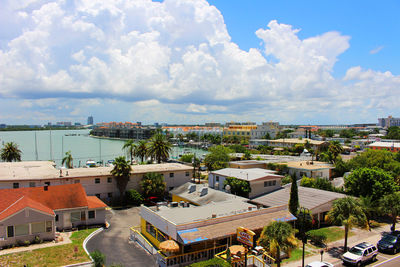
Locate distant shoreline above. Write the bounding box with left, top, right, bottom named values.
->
left=0, top=127, right=86, bottom=132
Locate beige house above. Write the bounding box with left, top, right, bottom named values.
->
left=0, top=161, right=193, bottom=202
left=285, top=161, right=334, bottom=179
left=0, top=183, right=107, bottom=248
left=208, top=168, right=283, bottom=198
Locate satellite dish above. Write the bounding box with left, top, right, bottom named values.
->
left=225, top=184, right=231, bottom=192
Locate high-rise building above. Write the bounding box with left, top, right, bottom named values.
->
left=87, top=116, right=94, bottom=125
left=378, top=116, right=400, bottom=128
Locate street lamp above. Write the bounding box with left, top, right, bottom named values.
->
left=299, top=206, right=311, bottom=267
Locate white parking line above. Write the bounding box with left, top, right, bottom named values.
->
left=378, top=255, right=389, bottom=260
left=373, top=254, right=400, bottom=266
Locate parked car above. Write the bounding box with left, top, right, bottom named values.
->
left=305, top=261, right=334, bottom=267
left=377, top=234, right=400, bottom=254
left=342, top=242, right=378, bottom=266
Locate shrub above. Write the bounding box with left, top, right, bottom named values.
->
left=125, top=189, right=143, bottom=206
left=189, top=257, right=231, bottom=267
left=307, top=230, right=327, bottom=246
left=281, top=175, right=292, bottom=185
left=90, top=250, right=106, bottom=267
left=33, top=236, right=43, bottom=244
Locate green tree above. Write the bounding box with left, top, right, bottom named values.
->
left=257, top=221, right=297, bottom=267
left=327, top=197, right=367, bottom=251
left=359, top=196, right=376, bottom=231
left=134, top=140, right=148, bottom=163
left=289, top=175, right=299, bottom=216
left=110, top=156, right=131, bottom=199
left=180, top=153, right=194, bottom=163
left=344, top=168, right=398, bottom=201
left=264, top=132, right=271, bottom=140
left=380, top=192, right=400, bottom=231
left=122, top=139, right=136, bottom=164
left=333, top=156, right=349, bottom=177
left=204, top=145, right=232, bottom=171
left=62, top=151, right=73, bottom=168
left=0, top=142, right=22, bottom=162
left=223, top=177, right=251, bottom=198
left=243, top=150, right=252, bottom=160
left=126, top=189, right=143, bottom=206
left=148, top=133, right=172, bottom=163
left=140, top=172, right=166, bottom=198
left=90, top=250, right=105, bottom=267
left=386, top=126, right=400, bottom=140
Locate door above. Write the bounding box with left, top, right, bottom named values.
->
left=64, top=213, right=72, bottom=229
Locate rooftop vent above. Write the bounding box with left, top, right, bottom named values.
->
left=188, top=184, right=196, bottom=193
left=199, top=187, right=208, bottom=197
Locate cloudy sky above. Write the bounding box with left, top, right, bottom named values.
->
left=0, top=0, right=399, bottom=125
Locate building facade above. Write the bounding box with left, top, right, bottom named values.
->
left=378, top=116, right=400, bottom=128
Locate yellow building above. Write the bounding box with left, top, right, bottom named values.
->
left=223, top=125, right=257, bottom=140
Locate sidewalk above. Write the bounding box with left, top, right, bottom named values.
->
left=283, top=224, right=392, bottom=267
left=0, top=232, right=72, bottom=256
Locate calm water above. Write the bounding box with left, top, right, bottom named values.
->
left=0, top=129, right=207, bottom=168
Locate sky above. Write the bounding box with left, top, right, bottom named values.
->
left=0, top=0, right=399, bottom=125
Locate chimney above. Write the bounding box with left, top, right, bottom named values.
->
left=44, top=185, right=48, bottom=191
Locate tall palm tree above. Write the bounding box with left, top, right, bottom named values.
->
left=110, top=156, right=131, bottom=199
left=134, top=140, right=148, bottom=163
left=327, top=197, right=367, bottom=251
left=328, top=141, right=343, bottom=163
left=359, top=196, right=376, bottom=231
left=122, top=139, right=136, bottom=164
left=148, top=133, right=172, bottom=163
left=257, top=221, right=297, bottom=267
left=380, top=192, right=400, bottom=231
left=0, top=142, right=22, bottom=162
left=62, top=151, right=73, bottom=168
left=140, top=172, right=166, bottom=198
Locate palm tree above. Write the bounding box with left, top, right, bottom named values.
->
left=140, top=172, right=166, bottom=198
left=62, top=151, right=73, bottom=168
left=0, top=142, right=22, bottom=162
left=147, top=133, right=172, bottom=163
left=122, top=139, right=136, bottom=164
left=134, top=140, right=148, bottom=163
left=359, top=196, right=376, bottom=231
left=328, top=141, right=343, bottom=163
left=380, top=192, right=400, bottom=231
left=110, top=156, right=131, bottom=199
left=327, top=197, right=367, bottom=251
left=257, top=221, right=297, bottom=267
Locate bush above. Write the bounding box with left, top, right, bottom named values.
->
left=125, top=189, right=143, bottom=206
left=189, top=257, right=231, bottom=267
left=281, top=175, right=292, bottom=185
left=90, top=250, right=106, bottom=267
left=33, top=236, right=43, bottom=244
left=307, top=230, right=327, bottom=246
left=180, top=154, right=194, bottom=163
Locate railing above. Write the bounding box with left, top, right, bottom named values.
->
left=247, top=255, right=272, bottom=267
left=215, top=250, right=274, bottom=267
left=130, top=227, right=158, bottom=255
left=157, top=245, right=227, bottom=267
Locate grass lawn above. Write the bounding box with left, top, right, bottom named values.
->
left=0, top=228, right=97, bottom=267
left=312, top=226, right=353, bottom=243
left=282, top=248, right=312, bottom=263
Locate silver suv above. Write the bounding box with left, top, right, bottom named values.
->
left=342, top=242, right=378, bottom=266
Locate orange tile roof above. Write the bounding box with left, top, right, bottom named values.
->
left=87, top=196, right=108, bottom=209
left=0, top=184, right=106, bottom=222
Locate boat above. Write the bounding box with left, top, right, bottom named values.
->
left=86, top=160, right=96, bottom=168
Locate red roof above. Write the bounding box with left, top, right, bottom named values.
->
left=0, top=184, right=107, bottom=222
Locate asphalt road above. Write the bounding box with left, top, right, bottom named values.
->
left=86, top=207, right=157, bottom=267
left=333, top=252, right=400, bottom=267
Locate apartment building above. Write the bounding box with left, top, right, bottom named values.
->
left=223, top=125, right=257, bottom=140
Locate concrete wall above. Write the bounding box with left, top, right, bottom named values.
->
left=249, top=179, right=281, bottom=199
left=0, top=208, right=55, bottom=248
left=288, top=168, right=330, bottom=179
left=55, top=208, right=106, bottom=231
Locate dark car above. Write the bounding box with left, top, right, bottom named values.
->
left=377, top=234, right=400, bottom=254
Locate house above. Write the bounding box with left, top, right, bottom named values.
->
left=208, top=168, right=283, bottom=198
left=367, top=142, right=400, bottom=152
left=251, top=186, right=346, bottom=227
left=0, top=183, right=107, bottom=248
left=255, top=138, right=328, bottom=151
left=285, top=161, right=334, bottom=179
left=138, top=200, right=295, bottom=267
left=170, top=182, right=248, bottom=206
left=0, top=161, right=193, bottom=202
left=223, top=124, right=257, bottom=140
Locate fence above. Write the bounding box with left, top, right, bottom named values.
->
left=130, top=227, right=158, bottom=255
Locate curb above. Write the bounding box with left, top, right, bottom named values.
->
left=83, top=228, right=104, bottom=260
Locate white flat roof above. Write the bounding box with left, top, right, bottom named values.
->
left=0, top=161, right=192, bottom=181
left=368, top=142, right=400, bottom=148
left=211, top=168, right=283, bottom=181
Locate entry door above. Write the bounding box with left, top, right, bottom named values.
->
left=64, top=213, right=72, bottom=228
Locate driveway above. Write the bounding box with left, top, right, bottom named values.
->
left=86, top=207, right=157, bottom=267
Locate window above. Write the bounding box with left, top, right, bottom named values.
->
left=46, top=221, right=52, bottom=232
left=71, top=212, right=81, bottom=223
left=88, top=210, right=95, bottom=219
left=15, top=224, right=29, bottom=236
left=108, top=192, right=113, bottom=198
left=264, top=180, right=277, bottom=187
left=185, top=172, right=190, bottom=177
left=74, top=179, right=80, bottom=184
left=169, top=173, right=174, bottom=178
left=13, top=183, right=19, bottom=189
left=29, top=182, right=36, bottom=187
left=55, top=214, right=59, bottom=222
left=81, top=211, right=86, bottom=221
left=95, top=178, right=100, bottom=184
left=7, top=226, right=14, bottom=238
left=216, top=176, right=219, bottom=182
left=107, top=177, right=112, bottom=183
left=95, top=194, right=101, bottom=198
left=31, top=222, right=45, bottom=234
left=146, top=221, right=157, bottom=239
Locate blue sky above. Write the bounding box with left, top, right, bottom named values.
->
left=0, top=0, right=399, bottom=125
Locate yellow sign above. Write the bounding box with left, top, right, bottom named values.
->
left=237, top=227, right=255, bottom=247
